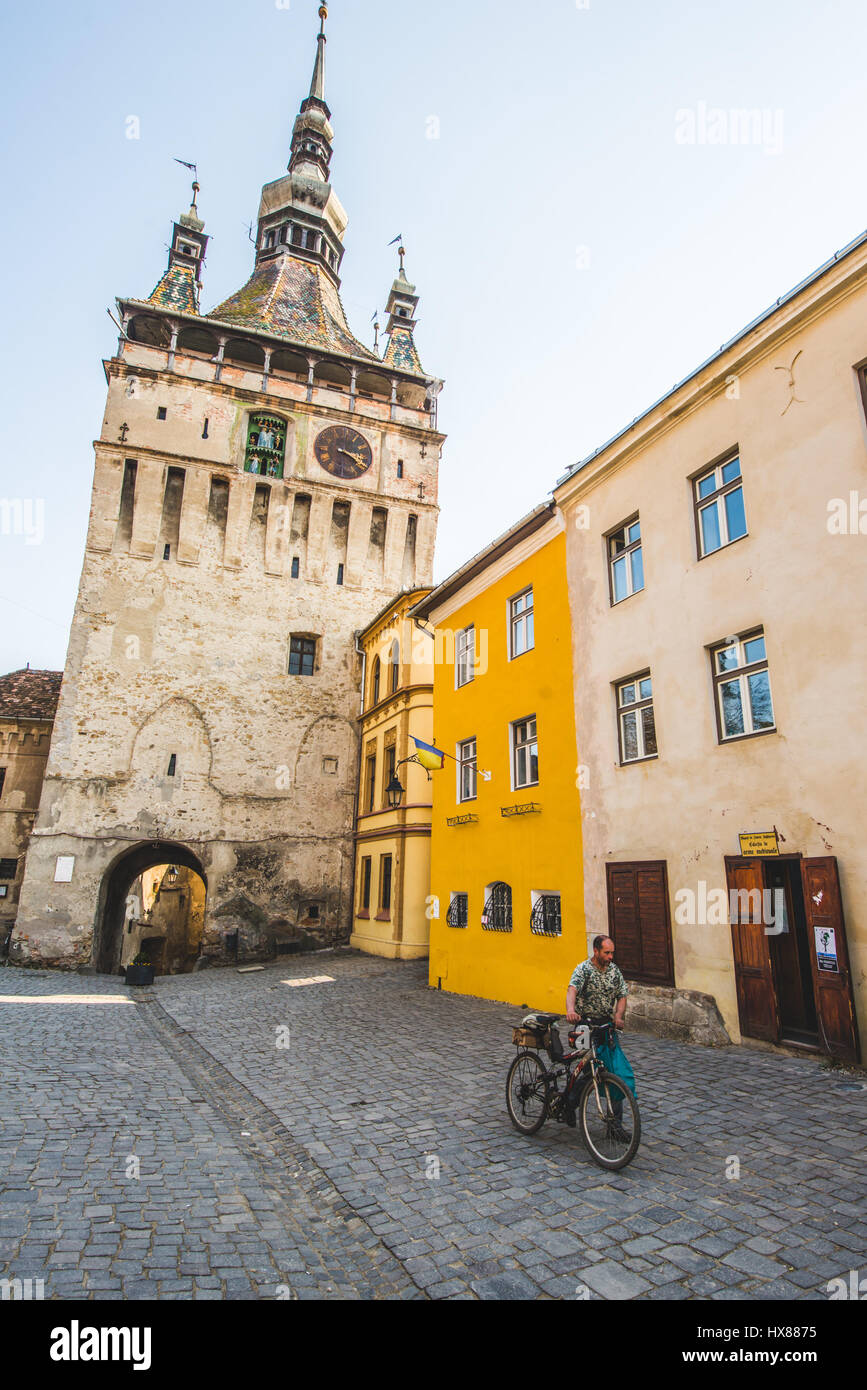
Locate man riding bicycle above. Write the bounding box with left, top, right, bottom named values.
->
left=565, top=935, right=636, bottom=1134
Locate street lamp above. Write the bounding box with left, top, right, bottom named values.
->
left=386, top=772, right=405, bottom=809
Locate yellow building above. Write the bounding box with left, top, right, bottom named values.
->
left=412, top=505, right=585, bottom=1011
left=351, top=588, right=435, bottom=960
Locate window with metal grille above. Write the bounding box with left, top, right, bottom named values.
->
left=482, top=881, right=512, bottom=932
left=531, top=892, right=562, bottom=937
left=0, top=857, right=18, bottom=879
left=447, top=892, right=468, bottom=928
left=289, top=637, right=316, bottom=676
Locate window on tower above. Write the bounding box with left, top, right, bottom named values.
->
left=245, top=415, right=286, bottom=479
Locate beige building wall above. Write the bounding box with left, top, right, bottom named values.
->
left=555, top=237, right=867, bottom=1048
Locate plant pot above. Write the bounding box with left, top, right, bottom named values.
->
left=126, top=964, right=156, bottom=986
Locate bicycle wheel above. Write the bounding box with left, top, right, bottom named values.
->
left=506, top=1050, right=548, bottom=1134
left=578, top=1068, right=641, bottom=1170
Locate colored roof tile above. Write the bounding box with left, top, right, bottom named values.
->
left=383, top=325, right=425, bottom=375
left=148, top=261, right=199, bottom=314
left=207, top=253, right=379, bottom=361
left=0, top=669, right=63, bottom=721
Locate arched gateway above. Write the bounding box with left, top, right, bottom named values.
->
left=94, top=842, right=207, bottom=976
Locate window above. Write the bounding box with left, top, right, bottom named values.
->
left=289, top=637, right=316, bottom=676
left=447, top=892, right=468, bottom=928
left=336, top=564, right=344, bottom=586
left=291, top=556, right=300, bottom=579
left=712, top=631, right=775, bottom=741
left=512, top=717, right=538, bottom=789
left=456, top=626, right=475, bottom=688
left=617, top=675, right=657, bottom=763
left=366, top=754, right=377, bottom=812
left=245, top=414, right=286, bottom=479
left=509, top=589, right=534, bottom=658
left=457, top=738, right=477, bottom=802
left=694, top=455, right=747, bottom=557
left=167, top=754, right=177, bottom=777
left=397, top=460, right=404, bottom=479
left=163, top=544, right=171, bottom=561
left=531, top=892, right=562, bottom=937
left=0, top=768, right=6, bottom=798
left=0, top=857, right=18, bottom=879
left=383, top=745, right=396, bottom=803
left=371, top=657, right=381, bottom=705
left=359, top=857, right=372, bottom=912
left=608, top=519, right=644, bottom=604
left=389, top=640, right=400, bottom=694
left=156, top=406, right=167, bottom=421
left=482, top=881, right=512, bottom=932
left=380, top=855, right=393, bottom=913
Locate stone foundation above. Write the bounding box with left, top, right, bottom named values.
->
left=625, top=983, right=731, bottom=1047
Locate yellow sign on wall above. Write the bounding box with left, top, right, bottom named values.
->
left=739, top=831, right=779, bottom=857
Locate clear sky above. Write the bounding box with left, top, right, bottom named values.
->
left=2, top=0, right=867, bottom=672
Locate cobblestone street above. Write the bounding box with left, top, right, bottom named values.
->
left=1, top=952, right=865, bottom=1301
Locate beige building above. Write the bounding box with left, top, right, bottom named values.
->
left=351, top=589, right=434, bottom=960
left=555, top=229, right=867, bottom=1061
left=0, top=669, right=62, bottom=950
left=12, top=10, right=444, bottom=973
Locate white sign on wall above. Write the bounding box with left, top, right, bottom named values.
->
left=54, top=856, right=75, bottom=883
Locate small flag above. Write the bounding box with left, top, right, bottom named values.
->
left=412, top=737, right=445, bottom=772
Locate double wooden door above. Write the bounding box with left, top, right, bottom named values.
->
left=725, top=855, right=860, bottom=1063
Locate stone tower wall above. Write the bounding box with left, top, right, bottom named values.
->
left=13, top=341, right=442, bottom=969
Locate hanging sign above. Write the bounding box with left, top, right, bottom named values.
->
left=738, top=831, right=779, bottom=857
left=814, top=926, right=839, bottom=974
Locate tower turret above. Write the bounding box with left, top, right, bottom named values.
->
left=382, top=244, right=425, bottom=375
left=148, top=179, right=209, bottom=315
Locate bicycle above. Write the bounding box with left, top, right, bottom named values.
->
left=505, top=1012, right=641, bottom=1170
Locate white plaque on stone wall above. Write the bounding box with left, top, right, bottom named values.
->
left=54, top=856, right=75, bottom=883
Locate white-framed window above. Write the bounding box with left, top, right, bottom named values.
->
left=530, top=890, right=562, bottom=937
left=456, top=626, right=475, bottom=688
left=512, top=716, right=538, bottom=789
left=712, top=630, right=775, bottom=741
left=617, top=674, right=657, bottom=764
left=608, top=518, right=644, bottom=604
left=509, top=588, right=534, bottom=658
left=457, top=737, right=477, bottom=802
left=694, top=455, right=748, bottom=557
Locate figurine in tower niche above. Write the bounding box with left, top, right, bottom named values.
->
left=257, top=424, right=275, bottom=451
left=246, top=456, right=261, bottom=474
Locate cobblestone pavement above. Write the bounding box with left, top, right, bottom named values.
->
left=1, top=953, right=865, bottom=1300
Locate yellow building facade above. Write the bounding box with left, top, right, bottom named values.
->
left=414, top=506, right=586, bottom=1011
left=351, top=588, right=435, bottom=960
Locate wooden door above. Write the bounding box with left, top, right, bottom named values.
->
left=725, top=857, right=780, bottom=1043
left=800, top=858, right=860, bottom=1063
left=606, top=862, right=674, bottom=986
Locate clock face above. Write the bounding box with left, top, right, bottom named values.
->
left=314, top=425, right=373, bottom=480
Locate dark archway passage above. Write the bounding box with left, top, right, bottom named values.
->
left=94, top=841, right=208, bottom=976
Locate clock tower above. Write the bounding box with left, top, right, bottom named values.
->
left=13, top=4, right=444, bottom=971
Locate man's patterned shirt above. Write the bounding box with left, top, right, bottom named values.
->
left=568, top=958, right=628, bottom=1017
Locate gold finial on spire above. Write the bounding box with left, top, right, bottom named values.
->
left=191, top=180, right=200, bottom=212
left=319, top=3, right=328, bottom=35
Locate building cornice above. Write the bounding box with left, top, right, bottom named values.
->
left=419, top=509, right=564, bottom=626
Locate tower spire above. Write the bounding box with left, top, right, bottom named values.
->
left=288, top=3, right=334, bottom=181
left=309, top=3, right=327, bottom=100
